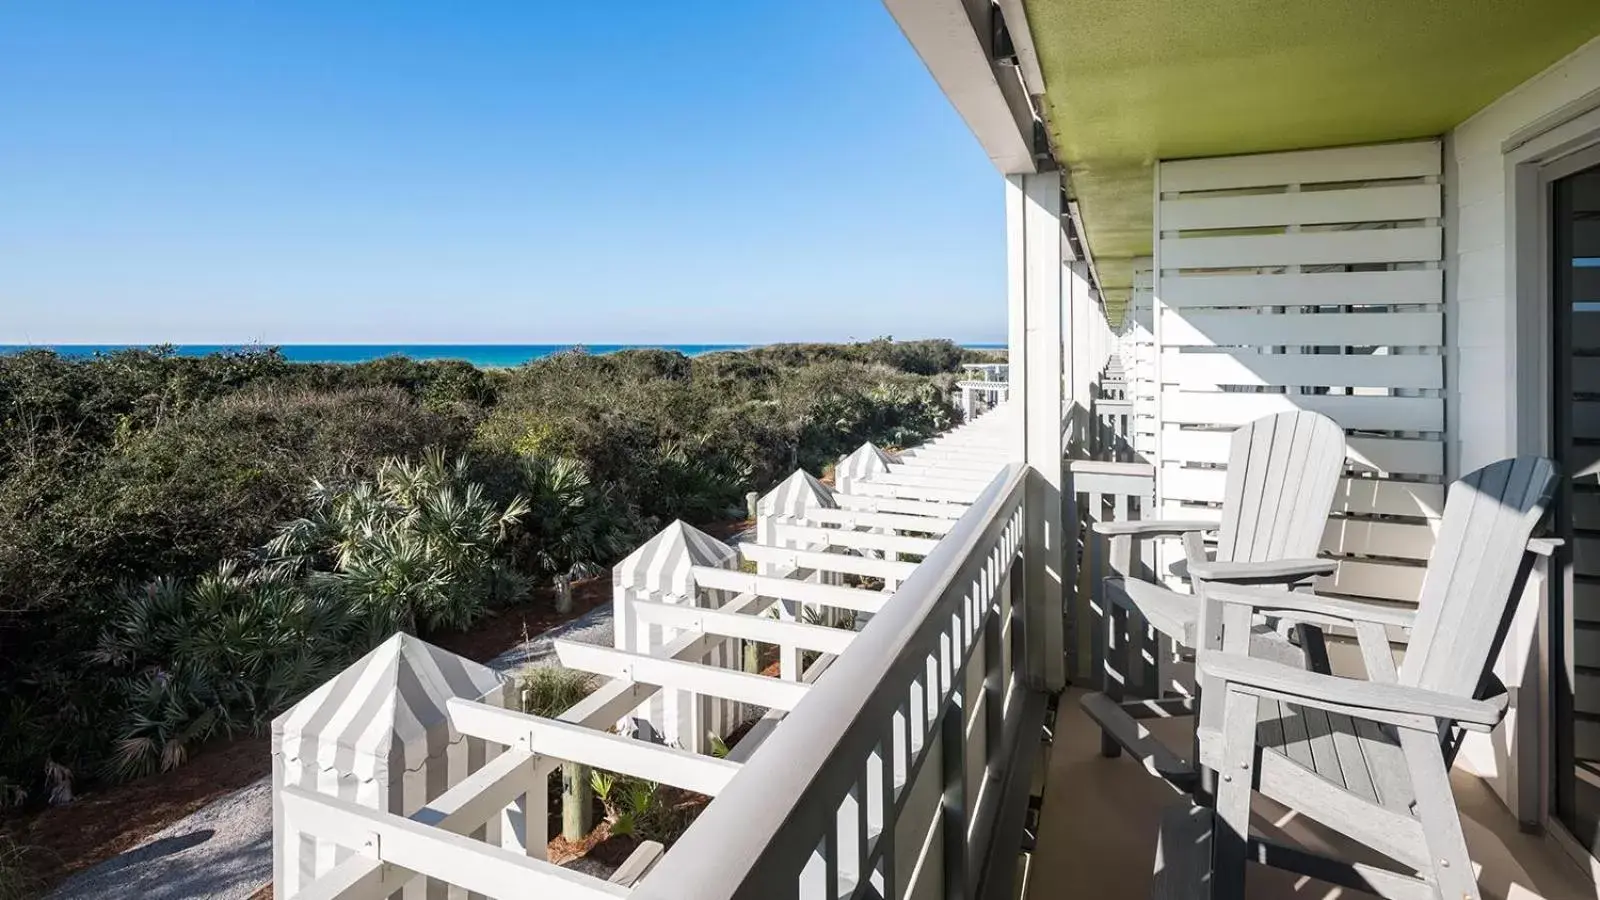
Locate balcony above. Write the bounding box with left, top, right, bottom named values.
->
left=270, top=353, right=1594, bottom=899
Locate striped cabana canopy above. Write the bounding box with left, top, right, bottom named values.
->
left=758, top=469, right=836, bottom=519
left=613, top=519, right=739, bottom=598
left=272, top=632, right=510, bottom=897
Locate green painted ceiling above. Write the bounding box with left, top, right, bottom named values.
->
left=1021, top=0, right=1600, bottom=319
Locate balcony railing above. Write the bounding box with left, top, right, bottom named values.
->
left=635, top=462, right=1031, bottom=899
left=271, top=361, right=1154, bottom=900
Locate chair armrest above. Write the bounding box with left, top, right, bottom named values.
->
left=1199, top=653, right=1506, bottom=731
left=1206, top=583, right=1415, bottom=629
left=1528, top=537, right=1563, bottom=558
left=1180, top=529, right=1333, bottom=585
left=1091, top=519, right=1217, bottom=537
left=1186, top=557, right=1339, bottom=583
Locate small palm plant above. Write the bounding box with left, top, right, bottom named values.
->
left=93, top=564, right=351, bottom=780
left=514, top=454, right=633, bottom=612
left=590, top=770, right=666, bottom=840
left=268, top=449, right=531, bottom=636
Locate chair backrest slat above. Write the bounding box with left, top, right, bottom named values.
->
left=1400, top=457, right=1558, bottom=695
left=1215, top=412, right=1347, bottom=564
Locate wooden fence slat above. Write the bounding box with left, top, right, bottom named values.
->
left=1315, top=559, right=1427, bottom=603
left=1160, top=311, right=1441, bottom=348
left=1160, top=183, right=1439, bottom=231
left=1159, top=140, right=1440, bottom=192
left=1160, top=427, right=1443, bottom=477
left=1163, top=269, right=1441, bottom=309
left=1163, top=349, right=1442, bottom=390
left=1161, top=467, right=1444, bottom=518
left=1158, top=390, right=1443, bottom=433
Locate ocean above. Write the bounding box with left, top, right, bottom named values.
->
left=0, top=343, right=1005, bottom=368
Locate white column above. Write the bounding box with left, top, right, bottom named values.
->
left=1006, top=171, right=1068, bottom=692
left=1066, top=260, right=1097, bottom=677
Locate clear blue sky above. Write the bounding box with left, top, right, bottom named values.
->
left=0, top=2, right=1004, bottom=345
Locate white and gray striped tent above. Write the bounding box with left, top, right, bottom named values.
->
left=613, top=518, right=738, bottom=599
left=612, top=520, right=742, bottom=751
left=758, top=469, right=836, bottom=518
left=272, top=633, right=509, bottom=900
left=835, top=442, right=897, bottom=494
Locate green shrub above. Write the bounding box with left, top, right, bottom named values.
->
left=0, top=339, right=959, bottom=808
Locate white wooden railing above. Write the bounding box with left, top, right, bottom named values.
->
left=631, top=460, right=1031, bottom=900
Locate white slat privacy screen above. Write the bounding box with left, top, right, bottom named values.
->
left=1130, top=257, right=1157, bottom=460
left=1154, top=140, right=1445, bottom=608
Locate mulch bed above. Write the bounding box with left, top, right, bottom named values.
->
left=3, top=734, right=274, bottom=891
left=431, top=574, right=612, bottom=662
left=699, top=516, right=754, bottom=542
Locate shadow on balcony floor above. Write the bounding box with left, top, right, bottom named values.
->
left=1029, top=689, right=1594, bottom=900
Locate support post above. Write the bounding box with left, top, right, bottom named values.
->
left=562, top=762, right=592, bottom=841
left=1006, top=171, right=1068, bottom=693
left=1066, top=261, right=1096, bottom=681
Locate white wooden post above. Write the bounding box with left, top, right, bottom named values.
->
left=1006, top=171, right=1068, bottom=692
left=612, top=521, right=740, bottom=753
left=757, top=470, right=838, bottom=680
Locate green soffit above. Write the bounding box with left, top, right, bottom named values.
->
left=1022, top=0, right=1600, bottom=310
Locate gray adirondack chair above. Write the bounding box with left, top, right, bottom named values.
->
left=1081, top=410, right=1348, bottom=787
left=1179, top=456, right=1559, bottom=900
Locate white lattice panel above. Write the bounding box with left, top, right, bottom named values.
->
left=1154, top=140, right=1445, bottom=605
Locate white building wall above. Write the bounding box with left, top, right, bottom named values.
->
left=1447, top=34, right=1600, bottom=475
left=1441, top=33, right=1600, bottom=824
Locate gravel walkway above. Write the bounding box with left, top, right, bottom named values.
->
left=48, top=604, right=616, bottom=900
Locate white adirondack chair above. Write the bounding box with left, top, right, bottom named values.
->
left=1175, top=456, right=1559, bottom=900
left=1082, top=410, right=1348, bottom=787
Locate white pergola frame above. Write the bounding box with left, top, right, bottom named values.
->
left=284, top=406, right=1020, bottom=900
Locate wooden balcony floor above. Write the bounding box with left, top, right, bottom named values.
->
left=1028, top=689, right=1594, bottom=900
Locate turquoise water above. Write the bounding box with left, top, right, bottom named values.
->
left=1, top=344, right=745, bottom=367
left=0, top=343, right=1004, bottom=367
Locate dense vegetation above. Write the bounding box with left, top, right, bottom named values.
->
left=0, top=339, right=966, bottom=809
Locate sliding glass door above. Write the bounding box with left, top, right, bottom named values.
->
left=1553, top=162, right=1600, bottom=852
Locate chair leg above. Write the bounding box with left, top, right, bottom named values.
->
left=1400, top=728, right=1480, bottom=900
left=1101, top=596, right=1128, bottom=758
left=1211, top=687, right=1259, bottom=900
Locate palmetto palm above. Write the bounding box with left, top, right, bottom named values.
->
left=267, top=449, right=530, bottom=635
left=514, top=454, right=633, bottom=598
left=93, top=563, right=352, bottom=780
